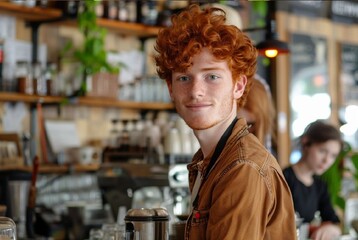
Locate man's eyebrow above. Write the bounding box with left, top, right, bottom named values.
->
left=174, top=66, right=224, bottom=74
left=200, top=67, right=225, bottom=72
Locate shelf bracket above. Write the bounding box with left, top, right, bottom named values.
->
left=29, top=22, right=40, bottom=63
left=26, top=16, right=66, bottom=63
left=25, top=16, right=66, bottom=161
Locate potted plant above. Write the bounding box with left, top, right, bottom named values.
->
left=321, top=141, right=358, bottom=211
left=62, top=0, right=120, bottom=98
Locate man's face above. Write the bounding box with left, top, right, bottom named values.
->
left=167, top=48, right=246, bottom=130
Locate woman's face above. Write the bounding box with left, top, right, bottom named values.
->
left=303, top=140, right=341, bottom=175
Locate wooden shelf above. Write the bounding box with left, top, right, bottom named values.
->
left=50, top=18, right=160, bottom=38
left=75, top=97, right=174, bottom=110
left=0, top=2, right=161, bottom=37
left=0, top=2, right=62, bottom=21
left=0, top=92, right=63, bottom=104
left=0, top=163, right=100, bottom=174
left=97, top=18, right=160, bottom=37
left=0, top=92, right=174, bottom=110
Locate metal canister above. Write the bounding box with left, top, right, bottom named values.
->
left=124, top=207, right=169, bottom=240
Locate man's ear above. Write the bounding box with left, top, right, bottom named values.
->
left=233, top=75, right=247, bottom=100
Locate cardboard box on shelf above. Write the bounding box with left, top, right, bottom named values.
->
left=86, top=72, right=119, bottom=99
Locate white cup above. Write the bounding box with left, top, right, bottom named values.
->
left=164, top=128, right=181, bottom=155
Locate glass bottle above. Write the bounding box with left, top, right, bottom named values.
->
left=43, top=62, right=57, bottom=96
left=0, top=39, right=3, bottom=91
left=16, top=61, right=33, bottom=95
left=126, top=0, right=137, bottom=23
left=32, top=62, right=46, bottom=95
left=106, top=0, right=118, bottom=20
left=141, top=0, right=158, bottom=26
left=95, top=0, right=104, bottom=18
left=66, top=0, right=79, bottom=18
left=109, top=119, right=121, bottom=147
left=118, top=0, right=128, bottom=21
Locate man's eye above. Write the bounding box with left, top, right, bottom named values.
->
left=208, top=74, right=219, bottom=80
left=178, top=76, right=189, bottom=81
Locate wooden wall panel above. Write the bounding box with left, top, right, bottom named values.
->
left=276, top=11, right=358, bottom=166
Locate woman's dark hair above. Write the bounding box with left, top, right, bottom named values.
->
left=301, top=120, right=343, bottom=149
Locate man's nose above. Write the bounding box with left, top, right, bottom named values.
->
left=190, top=79, right=205, bottom=98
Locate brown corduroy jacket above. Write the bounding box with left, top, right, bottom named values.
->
left=185, top=118, right=296, bottom=240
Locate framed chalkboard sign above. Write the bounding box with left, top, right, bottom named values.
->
left=340, top=44, right=358, bottom=106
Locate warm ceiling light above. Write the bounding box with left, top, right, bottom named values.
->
left=264, top=49, right=278, bottom=58
left=256, top=39, right=289, bottom=58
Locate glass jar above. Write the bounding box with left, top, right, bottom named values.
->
left=89, top=228, right=104, bottom=240
left=0, top=216, right=17, bottom=240
left=101, top=223, right=124, bottom=240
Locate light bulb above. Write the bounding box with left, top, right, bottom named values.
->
left=265, top=49, right=278, bottom=58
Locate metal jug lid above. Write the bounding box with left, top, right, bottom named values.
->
left=125, top=208, right=169, bottom=222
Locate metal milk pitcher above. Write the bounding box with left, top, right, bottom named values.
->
left=124, top=207, right=169, bottom=240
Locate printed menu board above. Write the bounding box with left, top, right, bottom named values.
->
left=340, top=44, right=358, bottom=105
left=289, top=33, right=330, bottom=138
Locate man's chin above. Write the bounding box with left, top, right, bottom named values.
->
left=177, top=112, right=215, bottom=130
left=187, top=122, right=213, bottom=131
left=191, top=126, right=209, bottom=131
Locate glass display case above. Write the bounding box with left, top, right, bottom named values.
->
left=339, top=43, right=358, bottom=150
left=289, top=34, right=330, bottom=163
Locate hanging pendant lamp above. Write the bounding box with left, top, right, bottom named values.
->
left=255, top=20, right=289, bottom=58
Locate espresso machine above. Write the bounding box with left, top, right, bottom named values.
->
left=168, top=164, right=190, bottom=218
left=97, top=162, right=171, bottom=220
left=0, top=170, right=32, bottom=239
left=96, top=160, right=190, bottom=238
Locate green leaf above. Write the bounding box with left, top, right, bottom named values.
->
left=251, top=1, right=268, bottom=18
left=262, top=58, right=270, bottom=66
left=320, top=141, right=357, bottom=211
left=350, top=152, right=358, bottom=170
left=61, top=0, right=120, bottom=96
left=321, top=147, right=345, bottom=210
left=336, top=196, right=346, bottom=210
left=60, top=41, right=73, bottom=58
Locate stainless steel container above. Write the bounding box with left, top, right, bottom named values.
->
left=124, top=208, right=169, bottom=240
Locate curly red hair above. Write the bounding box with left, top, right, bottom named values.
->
left=154, top=4, right=258, bottom=108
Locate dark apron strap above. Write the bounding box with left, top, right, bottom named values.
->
left=193, top=117, right=238, bottom=208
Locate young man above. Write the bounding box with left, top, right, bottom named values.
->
left=154, top=4, right=296, bottom=239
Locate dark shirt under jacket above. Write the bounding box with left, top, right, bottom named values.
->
left=283, top=166, right=340, bottom=224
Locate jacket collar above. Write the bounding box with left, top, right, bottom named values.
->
left=187, top=118, right=249, bottom=174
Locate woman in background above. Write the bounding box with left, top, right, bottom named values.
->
left=283, top=120, right=342, bottom=240
left=237, top=75, right=276, bottom=153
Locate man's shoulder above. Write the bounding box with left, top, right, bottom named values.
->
left=218, top=134, right=282, bottom=179
left=238, top=133, right=280, bottom=170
